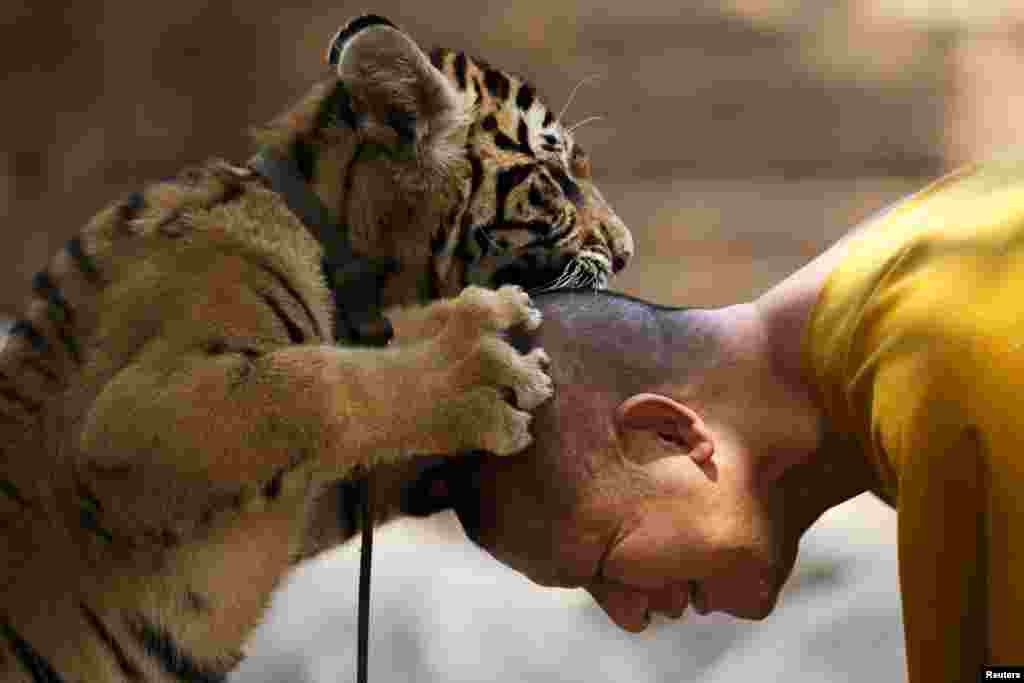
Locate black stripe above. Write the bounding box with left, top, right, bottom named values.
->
left=529, top=215, right=575, bottom=248
left=327, top=14, right=397, bottom=66
left=185, top=591, right=210, bottom=613
left=490, top=219, right=561, bottom=237
left=76, top=479, right=103, bottom=513
left=543, top=110, right=555, bottom=127
left=467, top=152, right=484, bottom=199
left=32, top=272, right=72, bottom=325
left=291, top=140, right=316, bottom=181
left=516, top=120, right=534, bottom=155
left=0, top=619, right=66, bottom=683
left=548, top=165, right=583, bottom=205
left=493, top=132, right=518, bottom=151
left=454, top=210, right=478, bottom=265
left=262, top=470, right=284, bottom=500
left=495, top=164, right=538, bottom=218
left=317, top=81, right=361, bottom=131
left=130, top=616, right=227, bottom=683
left=428, top=46, right=449, bottom=71
left=262, top=453, right=309, bottom=503
left=483, top=68, right=511, bottom=101
left=453, top=52, right=468, bottom=91
left=258, top=293, right=306, bottom=344
left=481, top=114, right=498, bottom=132
left=473, top=228, right=493, bottom=256
left=204, top=339, right=228, bottom=355
left=10, top=320, right=48, bottom=354
left=32, top=272, right=83, bottom=364
left=218, top=180, right=245, bottom=206
left=55, top=317, right=80, bottom=362
left=528, top=186, right=545, bottom=209
left=79, top=602, right=144, bottom=681
left=74, top=477, right=114, bottom=544
left=0, top=385, right=41, bottom=414
left=431, top=206, right=461, bottom=257
left=386, top=110, right=417, bottom=145
left=79, top=506, right=114, bottom=544
left=258, top=264, right=323, bottom=341
left=430, top=225, right=447, bottom=256
left=120, top=191, right=146, bottom=223
left=66, top=236, right=102, bottom=283
left=0, top=479, right=30, bottom=507
left=494, top=120, right=534, bottom=156
left=516, top=84, right=536, bottom=111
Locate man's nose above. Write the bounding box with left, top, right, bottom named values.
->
left=587, top=580, right=691, bottom=632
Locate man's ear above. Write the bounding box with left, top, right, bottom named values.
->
left=614, top=393, right=714, bottom=464
left=326, top=15, right=466, bottom=160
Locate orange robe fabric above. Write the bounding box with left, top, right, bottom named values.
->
left=806, top=159, right=1024, bottom=681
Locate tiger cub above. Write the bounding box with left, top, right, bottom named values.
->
left=0, top=14, right=633, bottom=682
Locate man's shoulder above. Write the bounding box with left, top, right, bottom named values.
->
left=806, top=161, right=1024, bottom=447
left=816, top=158, right=1024, bottom=359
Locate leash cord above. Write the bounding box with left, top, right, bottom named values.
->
left=249, top=150, right=386, bottom=683
left=357, top=475, right=373, bottom=683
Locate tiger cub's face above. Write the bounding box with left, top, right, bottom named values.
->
left=428, top=48, right=633, bottom=294
left=314, top=16, right=633, bottom=298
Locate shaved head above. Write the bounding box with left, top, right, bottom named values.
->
left=503, top=290, right=721, bottom=501
left=511, top=289, right=720, bottom=405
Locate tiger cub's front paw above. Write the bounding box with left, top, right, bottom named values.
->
left=433, top=286, right=553, bottom=455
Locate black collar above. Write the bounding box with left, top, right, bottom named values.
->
left=250, top=150, right=394, bottom=347
left=249, top=148, right=386, bottom=683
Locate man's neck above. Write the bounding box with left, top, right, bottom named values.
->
left=754, top=220, right=871, bottom=393
left=698, top=302, right=822, bottom=485
left=750, top=226, right=882, bottom=503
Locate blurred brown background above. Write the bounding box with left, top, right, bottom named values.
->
left=3, top=2, right=1024, bottom=680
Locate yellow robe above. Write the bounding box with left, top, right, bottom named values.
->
left=805, top=159, right=1024, bottom=681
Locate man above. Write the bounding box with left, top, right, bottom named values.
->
left=416, top=159, right=1023, bottom=682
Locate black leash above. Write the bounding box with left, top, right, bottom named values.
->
left=356, top=476, right=374, bottom=683
left=250, top=149, right=393, bottom=683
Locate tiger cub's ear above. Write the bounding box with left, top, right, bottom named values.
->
left=326, top=15, right=466, bottom=162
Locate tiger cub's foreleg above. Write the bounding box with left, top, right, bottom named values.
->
left=73, top=284, right=551, bottom=545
